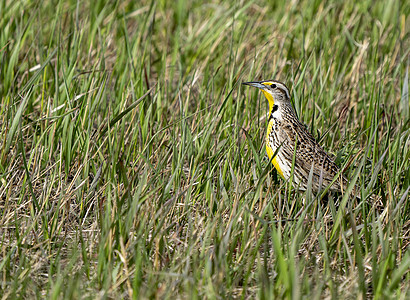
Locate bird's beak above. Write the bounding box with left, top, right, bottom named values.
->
left=242, top=81, right=266, bottom=89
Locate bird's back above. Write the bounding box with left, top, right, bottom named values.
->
left=266, top=105, right=345, bottom=192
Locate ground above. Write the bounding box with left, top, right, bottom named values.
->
left=0, top=0, right=409, bottom=298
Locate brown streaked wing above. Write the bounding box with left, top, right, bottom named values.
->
left=279, top=118, right=344, bottom=192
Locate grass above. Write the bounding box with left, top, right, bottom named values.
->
left=0, top=0, right=409, bottom=298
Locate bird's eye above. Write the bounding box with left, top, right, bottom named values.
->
left=270, top=84, right=277, bottom=89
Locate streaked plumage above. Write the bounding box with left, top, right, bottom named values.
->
left=243, top=80, right=347, bottom=192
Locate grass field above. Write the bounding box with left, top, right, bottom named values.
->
left=1, top=0, right=409, bottom=298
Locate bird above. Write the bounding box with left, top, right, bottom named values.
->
left=243, top=79, right=348, bottom=194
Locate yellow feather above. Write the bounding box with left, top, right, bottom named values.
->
left=266, top=120, right=284, bottom=178
left=262, top=90, right=275, bottom=113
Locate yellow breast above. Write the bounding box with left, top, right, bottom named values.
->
left=265, top=122, right=285, bottom=178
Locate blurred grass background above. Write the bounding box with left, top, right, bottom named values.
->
left=0, top=0, right=409, bottom=298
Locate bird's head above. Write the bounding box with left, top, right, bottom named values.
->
left=242, top=80, right=290, bottom=111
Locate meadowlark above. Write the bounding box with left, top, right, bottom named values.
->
left=243, top=80, right=348, bottom=193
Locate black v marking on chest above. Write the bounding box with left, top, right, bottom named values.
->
left=268, top=105, right=279, bottom=122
